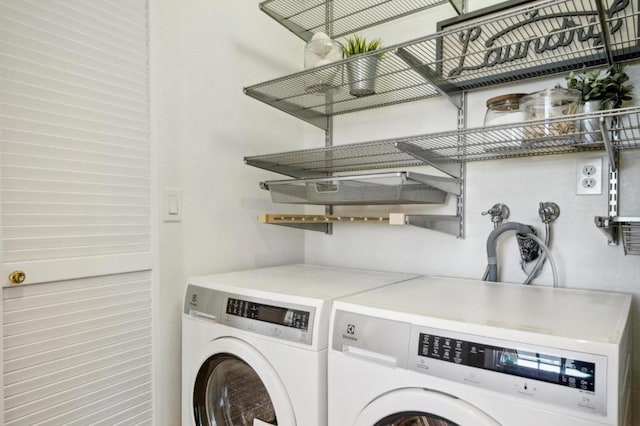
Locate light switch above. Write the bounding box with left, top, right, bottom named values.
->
left=163, top=188, right=182, bottom=222
left=168, top=194, right=179, bottom=215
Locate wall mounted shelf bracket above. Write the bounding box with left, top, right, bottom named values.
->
left=395, top=141, right=462, bottom=179
left=390, top=214, right=462, bottom=237
left=396, top=47, right=462, bottom=109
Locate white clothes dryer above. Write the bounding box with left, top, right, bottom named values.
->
left=328, top=276, right=632, bottom=426
left=182, top=264, right=417, bottom=426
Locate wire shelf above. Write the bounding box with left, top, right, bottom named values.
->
left=245, top=106, right=640, bottom=177
left=245, top=0, right=640, bottom=129
left=620, top=220, right=640, bottom=255
left=259, top=0, right=462, bottom=41
left=596, top=216, right=640, bottom=255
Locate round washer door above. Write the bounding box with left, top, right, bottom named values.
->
left=192, top=337, right=296, bottom=426
left=355, top=388, right=500, bottom=426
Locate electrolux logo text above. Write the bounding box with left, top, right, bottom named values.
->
left=342, top=323, right=357, bottom=341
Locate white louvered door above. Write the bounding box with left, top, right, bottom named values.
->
left=0, top=0, right=153, bottom=424
left=0, top=0, right=152, bottom=285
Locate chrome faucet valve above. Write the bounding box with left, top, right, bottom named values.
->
left=482, top=203, right=510, bottom=226
left=538, top=202, right=560, bottom=224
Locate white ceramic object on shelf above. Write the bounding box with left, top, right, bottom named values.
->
left=304, top=32, right=344, bottom=94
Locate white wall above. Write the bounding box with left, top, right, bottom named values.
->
left=152, top=0, right=640, bottom=424
left=151, top=1, right=306, bottom=424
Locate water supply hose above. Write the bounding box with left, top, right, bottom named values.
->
left=486, top=222, right=535, bottom=282
left=485, top=222, right=558, bottom=287
left=523, top=222, right=551, bottom=284
left=526, top=233, right=559, bottom=288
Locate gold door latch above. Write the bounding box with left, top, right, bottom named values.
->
left=9, top=270, right=26, bottom=285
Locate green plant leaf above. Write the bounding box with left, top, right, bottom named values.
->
left=343, top=34, right=383, bottom=57
left=560, top=64, right=633, bottom=107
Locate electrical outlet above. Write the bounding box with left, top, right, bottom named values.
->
left=576, top=158, right=602, bottom=195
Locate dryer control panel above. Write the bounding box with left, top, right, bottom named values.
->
left=416, top=332, right=595, bottom=391
left=408, top=326, right=608, bottom=417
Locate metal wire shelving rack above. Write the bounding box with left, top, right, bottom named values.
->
left=246, top=0, right=640, bottom=247
left=259, top=0, right=463, bottom=41
left=248, top=107, right=640, bottom=244
left=246, top=107, right=640, bottom=176
left=245, top=0, right=640, bottom=130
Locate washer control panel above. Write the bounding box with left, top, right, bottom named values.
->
left=184, top=285, right=315, bottom=345
left=408, top=326, right=607, bottom=416
left=225, top=297, right=310, bottom=331
left=222, top=295, right=315, bottom=345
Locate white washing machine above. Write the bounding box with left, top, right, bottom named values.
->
left=329, top=276, right=632, bottom=426
left=182, top=264, right=418, bottom=426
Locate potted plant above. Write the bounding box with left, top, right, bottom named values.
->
left=565, top=64, right=633, bottom=109
left=342, top=35, right=383, bottom=97
left=564, top=65, right=634, bottom=142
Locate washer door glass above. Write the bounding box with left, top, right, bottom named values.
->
left=355, top=388, right=499, bottom=426
left=193, top=354, right=277, bottom=425
left=375, top=412, right=458, bottom=426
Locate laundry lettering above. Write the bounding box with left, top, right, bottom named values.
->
left=447, top=0, right=629, bottom=78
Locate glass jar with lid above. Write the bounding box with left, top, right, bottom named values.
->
left=520, top=88, right=581, bottom=137
left=483, top=93, right=528, bottom=127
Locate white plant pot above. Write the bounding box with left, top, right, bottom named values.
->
left=581, top=100, right=603, bottom=143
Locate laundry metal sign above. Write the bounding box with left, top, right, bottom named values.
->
left=435, top=0, right=638, bottom=88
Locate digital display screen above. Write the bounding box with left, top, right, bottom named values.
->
left=418, top=333, right=595, bottom=392
left=226, top=298, right=309, bottom=331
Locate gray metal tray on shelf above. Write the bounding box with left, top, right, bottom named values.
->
left=260, top=171, right=457, bottom=205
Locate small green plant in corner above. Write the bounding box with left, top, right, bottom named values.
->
left=342, top=34, right=383, bottom=57
left=564, top=64, right=634, bottom=108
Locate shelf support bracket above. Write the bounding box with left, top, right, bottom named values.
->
left=390, top=214, right=462, bottom=237
left=243, top=89, right=329, bottom=130
left=406, top=173, right=461, bottom=195
left=395, top=141, right=462, bottom=179
left=595, top=216, right=618, bottom=245
left=395, top=47, right=462, bottom=109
